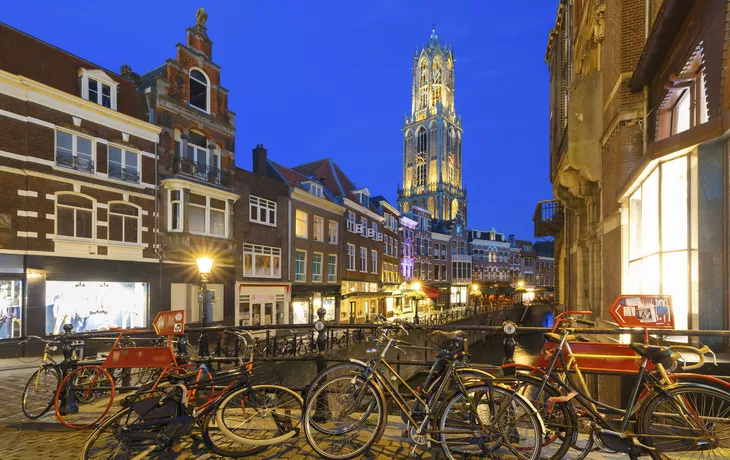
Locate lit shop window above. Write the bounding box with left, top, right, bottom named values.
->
left=627, top=154, right=696, bottom=333
left=45, top=281, right=147, bottom=334
left=0, top=280, right=22, bottom=339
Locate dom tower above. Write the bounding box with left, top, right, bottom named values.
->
left=398, top=27, right=466, bottom=223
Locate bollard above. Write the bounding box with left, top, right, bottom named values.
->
left=502, top=320, right=517, bottom=376
left=59, top=323, right=79, bottom=414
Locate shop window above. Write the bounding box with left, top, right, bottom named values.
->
left=312, top=252, right=323, bottom=282
left=56, top=130, right=94, bottom=173
left=292, top=300, right=310, bottom=324
left=313, top=216, right=324, bottom=242
left=328, top=220, right=338, bottom=244
left=328, top=254, right=337, bottom=282
left=243, top=244, right=281, bottom=278
left=627, top=155, right=695, bottom=333
left=47, top=281, right=148, bottom=334
left=189, top=68, right=210, bottom=113
left=295, top=250, right=306, bottom=282
left=0, top=280, right=22, bottom=339
left=238, top=294, right=285, bottom=326
left=296, top=210, right=308, bottom=238
left=108, top=145, right=139, bottom=183
left=108, top=203, right=140, bottom=244
left=56, top=193, right=94, bottom=239
left=249, top=196, right=276, bottom=226
left=189, top=193, right=227, bottom=237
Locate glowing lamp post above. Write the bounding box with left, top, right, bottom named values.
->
left=196, top=256, right=213, bottom=356
left=517, top=280, right=525, bottom=304
left=409, top=281, right=424, bottom=325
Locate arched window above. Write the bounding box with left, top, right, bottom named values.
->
left=416, top=127, right=427, bottom=155
left=189, top=68, right=209, bottom=112
left=56, top=193, right=94, bottom=239
left=427, top=196, right=435, bottom=217
left=109, top=202, right=140, bottom=244
left=431, top=59, right=442, bottom=108
left=402, top=201, right=410, bottom=213
left=414, top=127, right=427, bottom=186
left=446, top=128, right=453, bottom=154
left=419, top=60, right=428, bottom=86
left=451, top=198, right=459, bottom=220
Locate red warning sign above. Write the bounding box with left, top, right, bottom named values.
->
left=609, top=295, right=673, bottom=329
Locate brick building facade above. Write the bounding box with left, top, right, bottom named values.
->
left=544, top=0, right=730, bottom=343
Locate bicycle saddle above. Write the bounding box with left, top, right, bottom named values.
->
left=630, top=343, right=672, bottom=361
left=166, top=371, right=198, bottom=383
left=543, top=333, right=589, bottom=343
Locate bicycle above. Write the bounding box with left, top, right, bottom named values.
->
left=336, top=328, right=368, bottom=348
left=510, top=311, right=730, bottom=459
left=20, top=328, right=81, bottom=419
left=303, top=320, right=543, bottom=459
left=80, top=329, right=304, bottom=459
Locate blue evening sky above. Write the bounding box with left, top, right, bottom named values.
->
left=4, top=1, right=556, bottom=240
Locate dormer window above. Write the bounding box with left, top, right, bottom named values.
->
left=305, top=182, right=323, bottom=198
left=78, top=68, right=118, bottom=110
left=189, top=68, right=210, bottom=113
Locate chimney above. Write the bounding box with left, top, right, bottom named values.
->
left=252, top=144, right=268, bottom=175
left=508, top=234, right=515, bottom=244
left=120, top=64, right=140, bottom=85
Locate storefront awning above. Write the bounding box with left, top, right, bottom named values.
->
left=341, top=292, right=390, bottom=300
left=422, top=286, right=440, bottom=299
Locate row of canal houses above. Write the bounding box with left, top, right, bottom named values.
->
left=0, top=14, right=504, bottom=350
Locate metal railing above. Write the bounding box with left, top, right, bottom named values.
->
left=533, top=199, right=564, bottom=237
left=108, top=165, right=140, bottom=184
left=56, top=151, right=94, bottom=173
left=173, top=157, right=232, bottom=188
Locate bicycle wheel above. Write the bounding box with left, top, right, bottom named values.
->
left=201, top=412, right=268, bottom=458
left=80, top=408, right=151, bottom=459
left=214, top=384, right=303, bottom=448
left=438, top=384, right=543, bottom=460
left=22, top=365, right=61, bottom=419
left=305, top=361, right=367, bottom=403
left=304, top=375, right=386, bottom=460
left=512, top=374, right=579, bottom=460
left=639, top=383, right=730, bottom=459
left=55, top=365, right=116, bottom=429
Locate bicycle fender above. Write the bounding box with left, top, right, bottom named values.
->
left=347, top=358, right=368, bottom=367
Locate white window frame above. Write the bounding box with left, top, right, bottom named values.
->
left=55, top=192, right=96, bottom=241
left=188, top=193, right=229, bottom=238
left=327, top=254, right=337, bottom=283
left=371, top=249, right=378, bottom=274
left=108, top=144, right=140, bottom=184
left=249, top=195, right=276, bottom=226
left=296, top=210, right=308, bottom=239
left=107, top=201, right=142, bottom=245
left=242, top=243, right=282, bottom=279
left=55, top=129, right=95, bottom=174
left=347, top=244, right=355, bottom=271
left=328, top=220, right=338, bottom=244
left=168, top=189, right=183, bottom=232
left=294, top=250, right=307, bottom=282
left=312, top=252, right=323, bottom=282
left=308, top=183, right=323, bottom=197
left=189, top=67, right=211, bottom=114
left=360, top=247, right=367, bottom=272
left=313, top=216, right=324, bottom=242
left=78, top=68, right=118, bottom=110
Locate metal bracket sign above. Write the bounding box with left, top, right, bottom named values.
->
left=153, top=310, right=186, bottom=336
left=609, top=295, right=674, bottom=329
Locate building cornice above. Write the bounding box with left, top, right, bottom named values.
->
left=343, top=198, right=383, bottom=222
left=292, top=188, right=345, bottom=214
left=0, top=70, right=161, bottom=143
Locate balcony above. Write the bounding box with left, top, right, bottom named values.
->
left=109, top=164, right=139, bottom=184
left=533, top=200, right=564, bottom=237
left=173, top=157, right=232, bottom=188
left=56, top=151, right=94, bottom=173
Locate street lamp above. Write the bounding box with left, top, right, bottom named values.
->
left=196, top=256, right=213, bottom=356
left=471, top=283, right=480, bottom=312
left=517, top=280, right=525, bottom=304
left=411, top=281, right=422, bottom=324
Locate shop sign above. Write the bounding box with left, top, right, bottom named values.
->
left=153, top=310, right=186, bottom=335
left=609, top=295, right=673, bottom=329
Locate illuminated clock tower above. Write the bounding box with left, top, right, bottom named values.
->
left=398, top=26, right=466, bottom=223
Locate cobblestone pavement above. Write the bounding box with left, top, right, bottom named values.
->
left=0, top=364, right=630, bottom=459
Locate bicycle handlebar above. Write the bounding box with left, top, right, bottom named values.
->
left=575, top=319, right=596, bottom=327
left=669, top=344, right=715, bottom=371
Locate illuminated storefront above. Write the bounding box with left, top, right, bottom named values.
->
left=0, top=280, right=22, bottom=339
left=237, top=283, right=289, bottom=326
left=341, top=281, right=383, bottom=323
left=622, top=148, right=700, bottom=333
left=45, top=281, right=148, bottom=334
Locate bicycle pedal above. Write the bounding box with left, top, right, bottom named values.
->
left=401, top=430, right=409, bottom=439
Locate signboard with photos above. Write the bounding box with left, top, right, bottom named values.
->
left=609, top=294, right=673, bottom=329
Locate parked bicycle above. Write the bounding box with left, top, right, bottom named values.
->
left=509, top=311, right=730, bottom=459
left=80, top=329, right=304, bottom=459
left=304, top=319, right=543, bottom=459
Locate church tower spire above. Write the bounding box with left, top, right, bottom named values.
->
left=398, top=26, right=466, bottom=223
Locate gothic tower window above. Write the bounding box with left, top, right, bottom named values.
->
left=189, top=68, right=210, bottom=113
left=419, top=60, right=428, bottom=109
left=415, top=126, right=427, bottom=186
left=431, top=59, right=442, bottom=108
